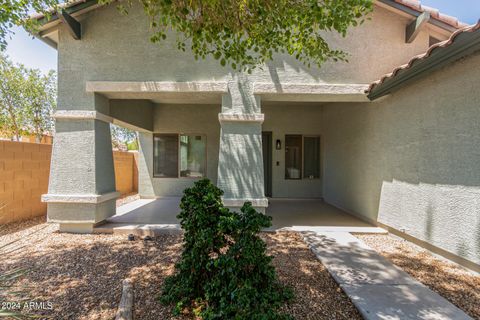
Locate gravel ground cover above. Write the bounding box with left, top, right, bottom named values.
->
left=0, top=218, right=361, bottom=319
left=116, top=193, right=140, bottom=207
left=356, top=233, right=480, bottom=319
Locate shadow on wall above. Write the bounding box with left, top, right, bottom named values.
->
left=377, top=179, right=480, bottom=265
left=82, top=2, right=329, bottom=84
left=218, top=123, right=264, bottom=199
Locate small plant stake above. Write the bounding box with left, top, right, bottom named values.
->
left=115, top=279, right=133, bottom=320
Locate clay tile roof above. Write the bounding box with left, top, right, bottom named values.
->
left=367, top=21, right=480, bottom=98
left=30, top=0, right=95, bottom=20
left=393, top=0, right=469, bottom=28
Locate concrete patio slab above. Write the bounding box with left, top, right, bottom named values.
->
left=113, top=198, right=180, bottom=224
left=95, top=197, right=385, bottom=235
left=284, top=226, right=387, bottom=234
left=267, top=199, right=374, bottom=229
left=95, top=197, right=390, bottom=238
left=93, top=223, right=182, bottom=236
left=302, top=231, right=472, bottom=320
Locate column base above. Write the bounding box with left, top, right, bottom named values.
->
left=43, top=192, right=119, bottom=233
left=58, top=222, right=96, bottom=234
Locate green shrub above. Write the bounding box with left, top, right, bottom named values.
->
left=160, top=178, right=293, bottom=319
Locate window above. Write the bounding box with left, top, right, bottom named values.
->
left=153, top=134, right=178, bottom=177
left=285, top=135, right=302, bottom=179
left=285, top=135, right=320, bottom=180
left=153, top=134, right=206, bottom=178
left=180, top=135, right=206, bottom=177
left=304, top=136, right=320, bottom=179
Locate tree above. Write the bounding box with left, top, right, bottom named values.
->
left=0, top=0, right=58, bottom=50
left=0, top=54, right=56, bottom=141
left=102, top=0, right=373, bottom=71
left=111, top=124, right=138, bottom=150
left=1, top=0, right=373, bottom=71
left=0, top=55, right=28, bottom=141
left=24, top=69, right=56, bottom=142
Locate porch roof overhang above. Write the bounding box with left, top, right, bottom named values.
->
left=86, top=81, right=371, bottom=103
left=86, top=81, right=228, bottom=104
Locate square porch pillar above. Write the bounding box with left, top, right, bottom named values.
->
left=42, top=98, right=119, bottom=233
left=217, top=76, right=268, bottom=213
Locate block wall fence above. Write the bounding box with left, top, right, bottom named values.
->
left=0, top=140, right=138, bottom=224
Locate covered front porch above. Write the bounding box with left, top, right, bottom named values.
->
left=94, top=197, right=384, bottom=234
left=45, top=79, right=372, bottom=233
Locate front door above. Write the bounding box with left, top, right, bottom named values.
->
left=262, top=132, right=272, bottom=197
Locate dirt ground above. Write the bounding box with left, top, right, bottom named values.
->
left=1, top=218, right=360, bottom=319
left=356, top=233, right=480, bottom=319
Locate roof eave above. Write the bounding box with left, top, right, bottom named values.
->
left=377, top=0, right=464, bottom=33
left=34, top=0, right=99, bottom=25
left=30, top=0, right=99, bottom=48
left=367, top=24, right=480, bottom=100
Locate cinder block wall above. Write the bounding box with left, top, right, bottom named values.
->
left=0, top=141, right=51, bottom=224
left=0, top=141, right=138, bottom=225
left=113, top=151, right=138, bottom=196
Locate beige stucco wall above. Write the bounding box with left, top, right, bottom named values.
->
left=262, top=103, right=324, bottom=198
left=56, top=3, right=436, bottom=113
left=138, top=104, right=221, bottom=197
left=322, top=52, right=480, bottom=266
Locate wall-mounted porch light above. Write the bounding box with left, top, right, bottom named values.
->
left=276, top=139, right=282, bottom=150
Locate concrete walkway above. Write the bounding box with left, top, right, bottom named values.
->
left=302, top=232, right=472, bottom=320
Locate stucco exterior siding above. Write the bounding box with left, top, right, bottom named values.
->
left=138, top=102, right=327, bottom=200
left=138, top=104, right=220, bottom=197
left=262, top=103, right=324, bottom=198
left=55, top=3, right=434, bottom=115
left=47, top=0, right=476, bottom=240
left=322, top=53, right=480, bottom=266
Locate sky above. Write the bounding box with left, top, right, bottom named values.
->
left=4, top=0, right=480, bottom=74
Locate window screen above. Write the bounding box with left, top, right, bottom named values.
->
left=304, top=136, right=320, bottom=178
left=285, top=135, right=302, bottom=179
left=153, top=134, right=178, bottom=177
left=180, top=135, right=206, bottom=177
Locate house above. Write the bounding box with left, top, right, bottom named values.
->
left=33, top=0, right=480, bottom=271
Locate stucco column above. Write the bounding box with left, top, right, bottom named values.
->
left=217, top=76, right=268, bottom=213
left=42, top=94, right=119, bottom=233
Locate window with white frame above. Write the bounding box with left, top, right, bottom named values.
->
left=153, top=134, right=206, bottom=178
